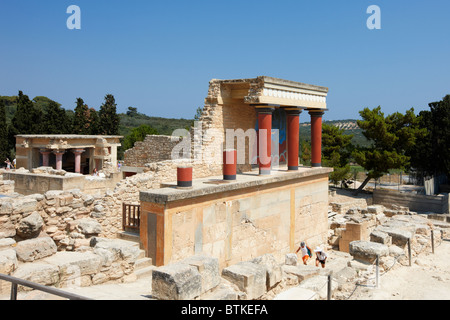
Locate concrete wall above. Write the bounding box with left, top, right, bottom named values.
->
left=373, top=189, right=450, bottom=214
left=140, top=169, right=331, bottom=269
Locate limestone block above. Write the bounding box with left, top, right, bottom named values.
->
left=370, top=230, right=392, bottom=245
left=12, top=263, right=60, bottom=287
left=183, top=254, right=220, bottom=294
left=0, top=249, right=18, bottom=274
left=76, top=219, right=102, bottom=236
left=377, top=226, right=412, bottom=247
left=349, top=240, right=389, bottom=263
left=92, top=238, right=141, bottom=264
left=285, top=253, right=298, bottom=266
left=274, top=286, right=318, bottom=300
left=221, top=261, right=267, bottom=300
left=0, top=200, right=13, bottom=215
left=251, top=253, right=282, bottom=290
left=12, top=198, right=37, bottom=214
left=42, top=251, right=103, bottom=284
left=152, top=263, right=202, bottom=300
left=367, top=205, right=384, bottom=214
left=0, top=238, right=16, bottom=251
left=15, top=237, right=57, bottom=262
left=281, top=265, right=320, bottom=283
left=16, top=212, right=44, bottom=239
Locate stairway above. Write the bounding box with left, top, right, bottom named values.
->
left=116, top=231, right=155, bottom=279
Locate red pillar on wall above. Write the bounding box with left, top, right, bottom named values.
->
left=40, top=149, right=51, bottom=167
left=53, top=150, right=65, bottom=170
left=257, top=107, right=274, bottom=175
left=223, top=149, right=237, bottom=180
left=286, top=109, right=302, bottom=171
left=72, top=149, right=85, bottom=174
left=309, top=110, right=325, bottom=167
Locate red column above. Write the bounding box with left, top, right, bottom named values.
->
left=223, top=149, right=237, bottom=180
left=53, top=150, right=65, bottom=170
left=177, top=166, right=193, bottom=188
left=309, top=110, right=325, bottom=167
left=40, top=150, right=51, bottom=167
left=72, top=149, right=85, bottom=174
left=257, top=107, right=274, bottom=175
left=286, top=109, right=302, bottom=171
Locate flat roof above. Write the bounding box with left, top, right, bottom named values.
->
left=140, top=166, right=332, bottom=204
left=16, top=135, right=123, bottom=139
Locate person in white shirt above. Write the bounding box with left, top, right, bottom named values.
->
left=295, top=241, right=312, bottom=265
left=314, top=247, right=328, bottom=268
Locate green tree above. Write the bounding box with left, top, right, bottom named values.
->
left=0, top=99, right=10, bottom=162
left=352, top=106, right=425, bottom=194
left=122, top=124, right=159, bottom=151
left=73, top=98, right=91, bottom=134
left=11, top=91, right=43, bottom=135
left=88, top=108, right=100, bottom=135
left=98, top=94, right=120, bottom=135
left=41, top=101, right=71, bottom=134
left=410, top=95, right=450, bottom=181
left=322, top=124, right=354, bottom=186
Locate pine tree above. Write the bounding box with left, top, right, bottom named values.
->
left=98, top=94, right=120, bottom=135
left=352, top=106, right=425, bottom=194
left=88, top=108, right=100, bottom=135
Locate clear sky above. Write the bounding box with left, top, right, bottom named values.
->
left=1, top=0, right=449, bottom=121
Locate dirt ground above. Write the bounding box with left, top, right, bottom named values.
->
left=346, top=237, right=450, bottom=300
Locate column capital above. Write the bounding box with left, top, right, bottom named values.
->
left=308, top=109, right=326, bottom=117
left=285, top=108, right=303, bottom=115
left=72, top=148, right=85, bottom=154
left=52, top=149, right=65, bottom=155
left=255, top=106, right=276, bottom=114
left=39, top=149, right=51, bottom=154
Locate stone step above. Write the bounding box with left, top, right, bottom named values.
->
left=135, top=257, right=152, bottom=270
left=116, top=231, right=140, bottom=244
left=135, top=265, right=156, bottom=279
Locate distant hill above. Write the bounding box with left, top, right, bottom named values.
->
left=300, top=119, right=370, bottom=147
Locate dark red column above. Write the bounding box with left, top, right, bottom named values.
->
left=177, top=166, right=193, bottom=188
left=257, top=107, right=274, bottom=175
left=223, top=149, right=237, bottom=180
left=309, top=110, right=325, bottom=167
left=286, top=109, right=302, bottom=171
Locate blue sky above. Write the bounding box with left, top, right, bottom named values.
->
left=1, top=1, right=449, bottom=121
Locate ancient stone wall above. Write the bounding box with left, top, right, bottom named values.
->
left=123, top=135, right=182, bottom=167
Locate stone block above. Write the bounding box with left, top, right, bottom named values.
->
left=12, top=198, right=37, bottom=214
left=16, top=212, right=44, bottom=239
left=285, top=253, right=298, bottom=266
left=251, top=253, right=282, bottom=290
left=367, top=205, right=384, bottom=214
left=183, top=254, right=220, bottom=294
left=15, top=237, right=57, bottom=262
left=0, top=238, right=16, bottom=251
left=76, top=219, right=102, bottom=236
left=281, top=265, right=320, bottom=283
left=13, top=263, right=60, bottom=287
left=0, top=249, right=18, bottom=274
left=349, top=240, right=389, bottom=263
left=370, top=230, right=392, bottom=245
left=152, top=263, right=202, bottom=300
left=221, top=261, right=267, bottom=300
left=377, top=226, right=412, bottom=247
left=298, top=275, right=337, bottom=300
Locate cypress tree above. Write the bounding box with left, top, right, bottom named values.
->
left=98, top=94, right=120, bottom=135
left=0, top=99, right=9, bottom=162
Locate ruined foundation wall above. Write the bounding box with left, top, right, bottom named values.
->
left=141, top=173, right=330, bottom=269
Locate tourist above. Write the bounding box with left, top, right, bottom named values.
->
left=295, top=241, right=312, bottom=265
left=13, top=158, right=16, bottom=169
left=314, top=247, right=327, bottom=268
left=4, top=158, right=11, bottom=170
left=93, top=168, right=98, bottom=176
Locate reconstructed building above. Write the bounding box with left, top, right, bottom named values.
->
left=15, top=135, right=122, bottom=174
left=139, top=76, right=333, bottom=268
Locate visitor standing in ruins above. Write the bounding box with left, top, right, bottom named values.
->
left=314, top=247, right=327, bottom=268
left=4, top=158, right=11, bottom=170
left=296, top=241, right=312, bottom=265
